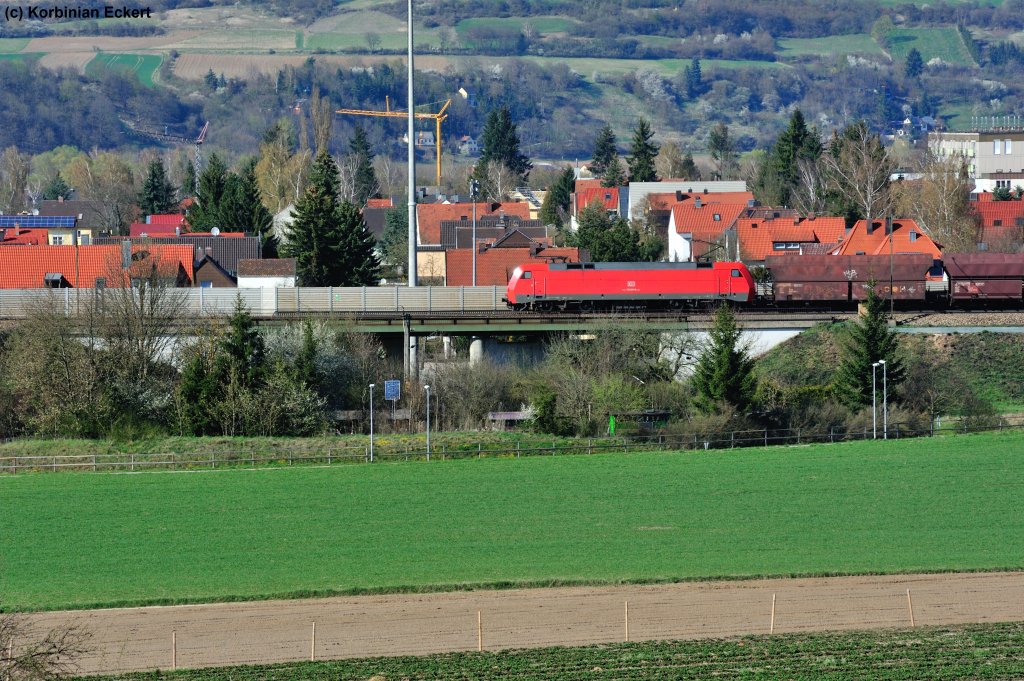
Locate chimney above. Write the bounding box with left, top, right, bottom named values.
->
left=175, top=225, right=181, bottom=237
left=867, top=221, right=876, bottom=235
left=675, top=190, right=684, bottom=201
left=703, top=188, right=709, bottom=194
left=121, top=240, right=131, bottom=269
left=58, top=196, right=64, bottom=203
left=694, top=196, right=702, bottom=208
left=885, top=217, right=893, bottom=235
left=808, top=213, right=815, bottom=221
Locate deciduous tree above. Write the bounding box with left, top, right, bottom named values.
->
left=823, top=122, right=895, bottom=225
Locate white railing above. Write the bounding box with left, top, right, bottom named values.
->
left=0, top=286, right=507, bottom=319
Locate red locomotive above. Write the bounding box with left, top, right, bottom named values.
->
left=505, top=261, right=756, bottom=311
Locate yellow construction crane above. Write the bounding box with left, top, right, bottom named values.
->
left=336, top=97, right=452, bottom=186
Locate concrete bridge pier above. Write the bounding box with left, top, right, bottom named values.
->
left=469, top=336, right=485, bottom=365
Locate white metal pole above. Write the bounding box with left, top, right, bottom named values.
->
left=471, top=181, right=478, bottom=286
left=881, top=360, right=888, bottom=440
left=369, top=383, right=375, bottom=462
left=406, top=0, right=417, bottom=289
left=872, top=362, right=878, bottom=439
left=425, top=385, right=431, bottom=458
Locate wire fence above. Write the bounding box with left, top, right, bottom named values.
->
left=2, top=416, right=1022, bottom=475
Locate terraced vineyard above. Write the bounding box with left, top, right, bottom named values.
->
left=77, top=622, right=1024, bottom=680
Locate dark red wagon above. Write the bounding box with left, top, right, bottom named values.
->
left=764, top=254, right=936, bottom=304
left=943, top=253, right=1024, bottom=303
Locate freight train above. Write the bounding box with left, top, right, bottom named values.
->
left=504, top=254, right=1024, bottom=311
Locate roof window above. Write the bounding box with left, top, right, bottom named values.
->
left=713, top=213, right=721, bottom=221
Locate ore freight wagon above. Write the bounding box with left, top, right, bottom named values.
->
left=505, top=261, right=755, bottom=311
left=762, top=254, right=941, bottom=305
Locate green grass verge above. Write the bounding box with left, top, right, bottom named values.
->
left=3, top=431, right=1024, bottom=611
left=76, top=622, right=1024, bottom=680
left=0, top=52, right=43, bottom=62
left=885, top=27, right=975, bottom=65
left=84, top=52, right=161, bottom=86
left=0, top=38, right=29, bottom=53
left=778, top=34, right=884, bottom=58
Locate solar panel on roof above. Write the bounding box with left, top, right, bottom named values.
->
left=0, top=215, right=76, bottom=228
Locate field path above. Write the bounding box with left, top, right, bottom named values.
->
left=20, top=571, right=1024, bottom=675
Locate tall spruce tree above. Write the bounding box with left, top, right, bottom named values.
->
left=349, top=125, right=380, bottom=206
left=187, top=153, right=228, bottom=232
left=905, top=47, right=924, bottom=79
left=539, top=165, right=575, bottom=228
left=753, top=109, right=822, bottom=206
left=179, top=156, right=197, bottom=198
left=680, top=151, right=701, bottom=180
left=335, top=199, right=381, bottom=286
left=284, top=151, right=380, bottom=286
left=627, top=118, right=659, bottom=183
left=41, top=172, right=71, bottom=201
left=691, top=304, right=757, bottom=414
left=138, top=158, right=177, bottom=215
left=685, top=58, right=704, bottom=98
left=474, top=106, right=532, bottom=185
left=834, top=288, right=904, bottom=408
left=601, top=154, right=626, bottom=188
left=214, top=297, right=266, bottom=390
left=708, top=123, right=738, bottom=180
left=218, top=158, right=278, bottom=255
left=590, top=124, right=617, bottom=176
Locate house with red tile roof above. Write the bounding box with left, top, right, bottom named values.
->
left=667, top=198, right=749, bottom=261
left=829, top=219, right=941, bottom=258
left=0, top=244, right=195, bottom=288
left=570, top=186, right=625, bottom=230
left=415, top=201, right=530, bottom=246
left=366, top=198, right=395, bottom=209
left=0, top=227, right=48, bottom=245
left=735, top=215, right=847, bottom=264
left=970, top=195, right=1024, bottom=250
left=445, top=244, right=584, bottom=286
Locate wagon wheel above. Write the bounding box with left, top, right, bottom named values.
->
left=579, top=300, right=594, bottom=313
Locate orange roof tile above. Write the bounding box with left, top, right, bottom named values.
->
left=670, top=202, right=748, bottom=236
left=0, top=228, right=48, bottom=245
left=366, top=198, right=395, bottom=208
left=416, top=202, right=530, bottom=246
left=0, top=244, right=195, bottom=288
left=574, top=179, right=603, bottom=193
left=831, top=219, right=941, bottom=257
left=735, top=216, right=846, bottom=261
left=972, top=199, right=1024, bottom=242
left=147, top=214, right=188, bottom=226
left=574, top=187, right=619, bottom=215
left=445, top=247, right=583, bottom=286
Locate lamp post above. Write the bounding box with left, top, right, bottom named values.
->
left=872, top=362, right=879, bottom=439
left=879, top=359, right=888, bottom=440
left=424, top=384, right=431, bottom=460
left=369, top=383, right=376, bottom=462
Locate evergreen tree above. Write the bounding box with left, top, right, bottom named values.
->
left=187, top=153, right=228, bottom=232
left=590, top=124, right=617, bottom=176
left=680, top=152, right=700, bottom=180
left=204, top=69, right=218, bottom=91
left=474, top=106, right=532, bottom=184
left=294, top=320, right=319, bottom=391
left=284, top=151, right=380, bottom=286
left=179, top=156, right=197, bottom=198
left=284, top=151, right=342, bottom=286
left=691, top=304, right=757, bottom=414
left=41, top=172, right=71, bottom=201
left=335, top=199, right=381, bottom=286
left=378, top=207, right=409, bottom=274
left=539, top=165, right=575, bottom=228
left=571, top=201, right=643, bottom=262
left=685, top=58, right=704, bottom=98
left=708, top=123, right=737, bottom=180
left=215, top=297, right=266, bottom=390
left=627, top=117, right=659, bottom=182
left=349, top=125, right=380, bottom=206
left=753, top=109, right=821, bottom=206
left=905, top=47, right=924, bottom=79
left=993, top=185, right=1013, bottom=201
left=218, top=158, right=277, bottom=255
left=601, top=154, right=627, bottom=188
left=177, top=351, right=218, bottom=436
left=834, top=288, right=904, bottom=408
left=138, top=158, right=177, bottom=215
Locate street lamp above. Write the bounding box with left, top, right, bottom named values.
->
left=879, top=359, right=888, bottom=440
left=424, top=384, right=431, bottom=460
left=369, top=383, right=375, bottom=462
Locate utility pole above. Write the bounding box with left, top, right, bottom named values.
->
left=470, top=179, right=480, bottom=286
left=405, top=0, right=418, bottom=379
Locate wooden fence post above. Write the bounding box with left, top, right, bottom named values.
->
left=770, top=594, right=776, bottom=634
left=624, top=600, right=630, bottom=642
left=171, top=631, right=176, bottom=670
left=477, top=610, right=483, bottom=652
left=906, top=589, right=915, bottom=627
left=311, top=622, right=316, bottom=661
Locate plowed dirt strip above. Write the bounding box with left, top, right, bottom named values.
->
left=21, top=571, right=1024, bottom=675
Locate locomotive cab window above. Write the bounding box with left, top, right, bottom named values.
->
left=731, top=269, right=741, bottom=277
left=522, top=271, right=532, bottom=279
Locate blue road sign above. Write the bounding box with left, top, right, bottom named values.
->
left=384, top=380, right=401, bottom=401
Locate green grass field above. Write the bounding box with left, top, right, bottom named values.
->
left=885, top=27, right=975, bottom=65
left=778, top=34, right=885, bottom=58
left=456, top=15, right=577, bottom=36
left=74, top=621, right=1024, bottom=681
left=0, top=38, right=29, bottom=53
left=3, top=431, right=1024, bottom=611
left=0, top=53, right=43, bottom=62
left=84, top=52, right=162, bottom=86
